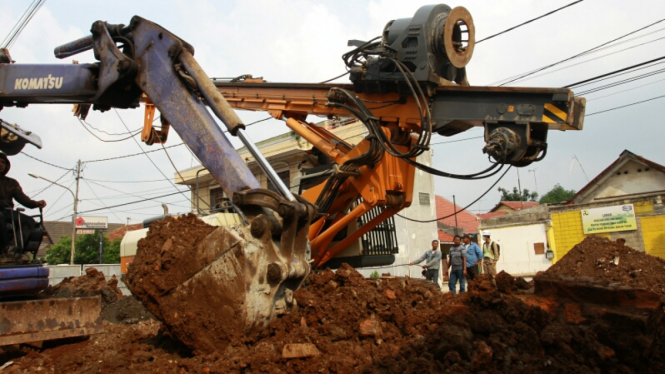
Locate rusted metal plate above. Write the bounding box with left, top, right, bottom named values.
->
left=0, top=296, right=103, bottom=346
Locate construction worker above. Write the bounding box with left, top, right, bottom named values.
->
left=462, top=234, right=482, bottom=281
left=481, top=231, right=500, bottom=278
left=445, top=235, right=467, bottom=294
left=0, top=153, right=46, bottom=257
left=410, top=239, right=442, bottom=289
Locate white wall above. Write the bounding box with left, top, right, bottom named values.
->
left=46, top=264, right=130, bottom=295
left=485, top=223, right=552, bottom=276
left=355, top=150, right=440, bottom=285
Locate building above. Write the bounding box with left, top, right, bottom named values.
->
left=479, top=150, right=665, bottom=276
left=40, top=221, right=125, bottom=258
left=176, top=120, right=438, bottom=278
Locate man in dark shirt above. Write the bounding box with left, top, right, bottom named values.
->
left=0, top=153, right=46, bottom=257
left=444, top=235, right=467, bottom=294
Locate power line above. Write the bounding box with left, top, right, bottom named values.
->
left=81, top=179, right=124, bottom=222
left=80, top=119, right=142, bottom=136
left=476, top=1, right=584, bottom=44
left=83, top=143, right=185, bottom=163
left=114, top=109, right=191, bottom=203
left=20, top=152, right=74, bottom=171
left=75, top=190, right=184, bottom=215
left=586, top=94, right=665, bottom=116
left=393, top=166, right=512, bottom=223
left=77, top=118, right=142, bottom=142
left=28, top=169, right=71, bottom=197
left=565, top=55, right=665, bottom=88
left=493, top=17, right=665, bottom=86
left=586, top=77, right=665, bottom=101
left=430, top=135, right=483, bottom=146
left=81, top=176, right=173, bottom=184
left=577, top=68, right=665, bottom=95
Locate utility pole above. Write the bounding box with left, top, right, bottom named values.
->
left=70, top=160, right=81, bottom=265
left=453, top=195, right=459, bottom=236
left=516, top=168, right=524, bottom=210
left=528, top=168, right=539, bottom=196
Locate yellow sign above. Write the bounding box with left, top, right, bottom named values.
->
left=581, top=204, right=637, bottom=234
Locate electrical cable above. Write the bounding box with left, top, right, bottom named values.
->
left=43, top=180, right=76, bottom=215
left=577, top=68, right=665, bottom=95
left=319, top=71, right=349, bottom=84
left=29, top=169, right=71, bottom=197
left=19, top=152, right=74, bottom=171
left=392, top=165, right=512, bottom=223
left=586, top=94, right=665, bottom=116
left=493, top=17, right=665, bottom=86
left=81, top=177, right=173, bottom=184
left=77, top=118, right=142, bottom=142
left=81, top=179, right=124, bottom=222
left=114, top=109, right=191, bottom=204
left=74, top=190, right=184, bottom=215
left=1, top=0, right=46, bottom=49
left=565, top=55, right=665, bottom=88
left=80, top=119, right=142, bottom=136
left=505, top=35, right=665, bottom=85
left=476, top=0, right=584, bottom=44
left=586, top=77, right=665, bottom=101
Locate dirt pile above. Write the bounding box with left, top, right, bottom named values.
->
left=101, top=296, right=155, bottom=325
left=41, top=267, right=122, bottom=307
left=8, top=264, right=665, bottom=373
left=546, top=235, right=665, bottom=297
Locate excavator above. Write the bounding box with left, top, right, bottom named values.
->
left=0, top=5, right=584, bottom=350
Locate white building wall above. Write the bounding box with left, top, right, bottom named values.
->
left=355, top=150, right=439, bottom=284
left=483, top=223, right=552, bottom=276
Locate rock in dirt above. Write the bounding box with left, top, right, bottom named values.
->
left=41, top=267, right=122, bottom=308
left=282, top=343, right=320, bottom=359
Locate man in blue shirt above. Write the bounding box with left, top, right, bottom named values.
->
left=463, top=234, right=483, bottom=281
left=444, top=235, right=467, bottom=294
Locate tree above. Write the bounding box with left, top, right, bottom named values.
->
left=497, top=187, right=538, bottom=202
left=45, top=231, right=122, bottom=265
left=539, top=184, right=576, bottom=204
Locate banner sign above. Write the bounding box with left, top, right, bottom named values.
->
left=76, top=229, right=95, bottom=235
left=581, top=204, right=637, bottom=234
left=75, top=216, right=108, bottom=230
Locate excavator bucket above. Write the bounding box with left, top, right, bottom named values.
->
left=125, top=190, right=315, bottom=354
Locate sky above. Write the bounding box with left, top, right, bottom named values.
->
left=1, top=0, right=664, bottom=223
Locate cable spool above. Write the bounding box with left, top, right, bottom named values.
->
left=438, top=6, right=475, bottom=69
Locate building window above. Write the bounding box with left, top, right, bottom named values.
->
left=267, top=170, right=290, bottom=192
left=209, top=187, right=230, bottom=211
left=419, top=192, right=430, bottom=205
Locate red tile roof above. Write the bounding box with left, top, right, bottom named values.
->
left=438, top=230, right=454, bottom=243
left=435, top=195, right=479, bottom=234
left=477, top=211, right=507, bottom=220
left=107, top=223, right=144, bottom=242
left=490, top=201, right=539, bottom=212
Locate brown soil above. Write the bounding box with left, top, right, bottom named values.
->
left=546, top=235, right=665, bottom=297
left=40, top=267, right=122, bottom=308
left=101, top=296, right=156, bottom=325
left=4, top=232, right=665, bottom=373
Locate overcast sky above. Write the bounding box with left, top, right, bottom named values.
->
left=1, top=0, right=664, bottom=223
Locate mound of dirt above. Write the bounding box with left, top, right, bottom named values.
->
left=11, top=265, right=665, bottom=373
left=546, top=235, right=665, bottom=297
left=101, top=296, right=155, bottom=325
left=41, top=267, right=122, bottom=308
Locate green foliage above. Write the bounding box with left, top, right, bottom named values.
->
left=539, top=184, right=577, bottom=204
left=498, top=186, right=538, bottom=202
left=370, top=271, right=380, bottom=279
left=45, top=231, right=122, bottom=265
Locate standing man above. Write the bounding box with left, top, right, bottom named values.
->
left=409, top=239, right=442, bottom=290
left=481, top=231, right=500, bottom=278
left=462, top=234, right=482, bottom=281
left=444, top=235, right=467, bottom=294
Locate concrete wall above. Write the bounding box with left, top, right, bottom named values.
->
left=46, top=264, right=130, bottom=296
left=484, top=223, right=552, bottom=276
left=354, top=150, right=440, bottom=285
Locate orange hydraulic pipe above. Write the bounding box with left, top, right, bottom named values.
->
left=284, top=118, right=345, bottom=162
left=316, top=207, right=395, bottom=267
left=310, top=202, right=370, bottom=253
